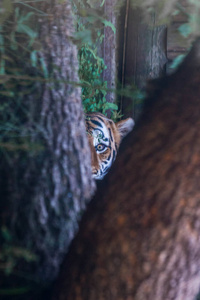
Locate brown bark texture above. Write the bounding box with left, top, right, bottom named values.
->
left=52, top=39, right=200, bottom=300
left=0, top=0, right=95, bottom=283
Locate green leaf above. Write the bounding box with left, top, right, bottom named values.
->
left=16, top=23, right=37, bottom=40
left=172, top=9, right=180, bottom=16
left=20, top=12, right=34, bottom=23
left=100, top=0, right=106, bottom=7
left=74, top=30, right=92, bottom=45
left=0, top=91, right=15, bottom=97
left=1, top=226, right=12, bottom=242
left=170, top=54, right=186, bottom=69
left=39, top=57, right=48, bottom=78
left=15, top=7, right=20, bottom=19
left=102, top=20, right=116, bottom=34
left=178, top=23, right=192, bottom=38
left=103, top=102, right=118, bottom=111
left=133, top=90, right=146, bottom=101
left=0, top=286, right=32, bottom=295
left=30, top=50, right=38, bottom=67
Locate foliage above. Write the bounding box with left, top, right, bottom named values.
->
left=72, top=0, right=119, bottom=121
left=0, top=226, right=38, bottom=295
left=0, top=226, right=37, bottom=275
left=0, top=1, right=47, bottom=158
left=169, top=53, right=186, bottom=69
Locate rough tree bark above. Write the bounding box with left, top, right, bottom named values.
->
left=52, top=39, right=200, bottom=300
left=0, top=0, right=95, bottom=285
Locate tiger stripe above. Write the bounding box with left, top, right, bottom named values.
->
left=85, top=112, right=134, bottom=180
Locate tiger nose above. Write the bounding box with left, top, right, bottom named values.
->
left=92, top=166, right=97, bottom=173
left=91, top=150, right=99, bottom=171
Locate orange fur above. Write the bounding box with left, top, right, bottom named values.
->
left=86, top=112, right=134, bottom=180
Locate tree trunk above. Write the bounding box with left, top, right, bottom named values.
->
left=102, top=0, right=118, bottom=107
left=0, top=0, right=95, bottom=286
left=52, top=39, right=200, bottom=300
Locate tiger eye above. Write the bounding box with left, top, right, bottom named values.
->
left=97, top=144, right=105, bottom=151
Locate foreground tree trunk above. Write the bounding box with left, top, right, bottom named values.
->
left=0, top=0, right=95, bottom=286
left=52, top=39, right=200, bottom=300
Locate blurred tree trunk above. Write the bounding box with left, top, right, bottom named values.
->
left=0, top=0, right=95, bottom=287
left=52, top=39, right=200, bottom=300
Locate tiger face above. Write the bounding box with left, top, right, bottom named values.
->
left=86, top=112, right=134, bottom=180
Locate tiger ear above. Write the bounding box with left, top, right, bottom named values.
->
left=116, top=118, right=135, bottom=140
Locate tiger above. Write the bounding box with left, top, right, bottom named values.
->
left=86, top=112, right=134, bottom=180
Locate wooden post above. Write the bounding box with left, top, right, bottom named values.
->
left=117, top=3, right=167, bottom=121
